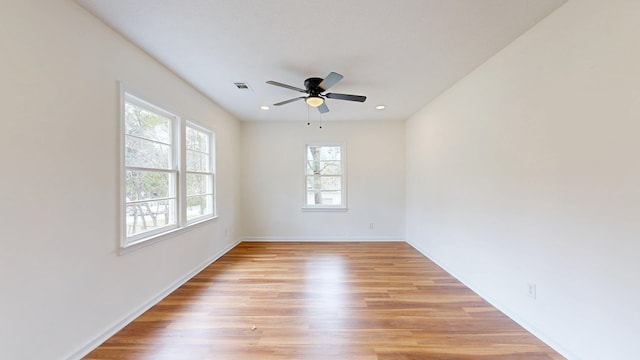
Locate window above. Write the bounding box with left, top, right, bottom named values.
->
left=304, top=144, right=346, bottom=210
left=186, top=124, right=215, bottom=222
left=121, top=91, right=215, bottom=248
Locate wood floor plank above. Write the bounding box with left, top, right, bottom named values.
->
left=84, top=242, right=564, bottom=359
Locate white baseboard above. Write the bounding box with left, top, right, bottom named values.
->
left=66, top=239, right=240, bottom=360
left=405, top=240, right=576, bottom=360
left=240, top=236, right=405, bottom=242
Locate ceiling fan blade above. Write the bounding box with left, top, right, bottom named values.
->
left=318, top=102, right=330, bottom=114
left=266, top=80, right=307, bottom=93
left=274, top=97, right=305, bottom=106
left=325, top=93, right=367, bottom=102
left=318, top=72, right=343, bottom=91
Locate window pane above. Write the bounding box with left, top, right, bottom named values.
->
left=187, top=194, right=213, bottom=220
left=306, top=191, right=341, bottom=205
left=321, top=161, right=341, bottom=175
left=187, top=173, right=212, bottom=196
left=306, top=160, right=341, bottom=175
left=125, top=135, right=172, bottom=169
left=307, top=146, right=340, bottom=161
left=124, top=103, right=171, bottom=144
left=186, top=126, right=209, bottom=153
left=321, top=146, right=340, bottom=160
left=126, top=199, right=176, bottom=236
left=186, top=149, right=209, bottom=172
left=126, top=170, right=174, bottom=202
left=307, top=176, right=341, bottom=191
left=306, top=176, right=317, bottom=190
left=321, top=176, right=342, bottom=190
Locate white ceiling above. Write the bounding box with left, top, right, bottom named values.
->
left=76, top=0, right=566, bottom=122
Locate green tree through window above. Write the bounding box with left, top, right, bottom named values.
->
left=305, top=144, right=345, bottom=208
left=122, top=91, right=215, bottom=248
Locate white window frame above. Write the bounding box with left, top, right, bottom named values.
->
left=184, top=122, right=216, bottom=224
left=120, top=87, right=216, bottom=252
left=302, top=142, right=347, bottom=211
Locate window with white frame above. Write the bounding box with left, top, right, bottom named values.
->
left=304, top=144, right=346, bottom=209
left=122, top=91, right=215, bottom=248
left=185, top=124, right=215, bottom=222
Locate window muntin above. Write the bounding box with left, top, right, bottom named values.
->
left=121, top=91, right=216, bottom=249
left=305, top=144, right=346, bottom=209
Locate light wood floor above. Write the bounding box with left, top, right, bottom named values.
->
left=84, top=242, right=564, bottom=359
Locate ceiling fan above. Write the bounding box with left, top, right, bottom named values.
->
left=266, top=72, right=366, bottom=113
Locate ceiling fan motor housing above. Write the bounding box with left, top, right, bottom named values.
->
left=304, top=77, right=324, bottom=95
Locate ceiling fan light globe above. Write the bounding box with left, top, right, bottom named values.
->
left=305, top=96, right=324, bottom=107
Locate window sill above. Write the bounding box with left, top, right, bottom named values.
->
left=119, top=215, right=218, bottom=255
left=301, top=207, right=348, bottom=212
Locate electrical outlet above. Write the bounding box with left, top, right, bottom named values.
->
left=369, top=222, right=374, bottom=230
left=527, top=282, right=537, bottom=299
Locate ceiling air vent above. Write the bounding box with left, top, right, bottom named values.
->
left=234, top=82, right=251, bottom=90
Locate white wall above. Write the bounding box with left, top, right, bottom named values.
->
left=0, top=1, right=241, bottom=359
left=241, top=120, right=405, bottom=240
left=6, top=0, right=638, bottom=358
left=406, top=0, right=640, bottom=359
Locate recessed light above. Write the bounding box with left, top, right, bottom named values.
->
left=376, top=105, right=386, bottom=110
left=261, top=106, right=270, bottom=110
